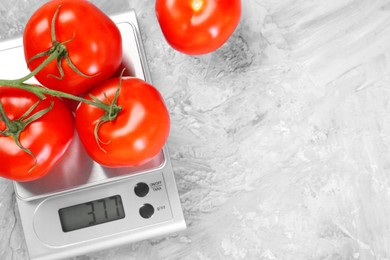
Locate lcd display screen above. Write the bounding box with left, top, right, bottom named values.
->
left=59, top=195, right=125, bottom=232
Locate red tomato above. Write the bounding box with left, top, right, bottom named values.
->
left=23, top=0, right=122, bottom=96
left=155, top=0, right=241, bottom=55
left=0, top=87, right=74, bottom=182
left=75, top=77, right=170, bottom=167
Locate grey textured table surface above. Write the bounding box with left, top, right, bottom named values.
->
left=1, top=0, right=390, bottom=259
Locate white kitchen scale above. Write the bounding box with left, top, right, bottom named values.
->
left=0, top=10, right=186, bottom=260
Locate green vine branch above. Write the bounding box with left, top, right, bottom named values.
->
left=0, top=4, right=123, bottom=171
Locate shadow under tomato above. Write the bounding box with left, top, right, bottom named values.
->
left=112, top=60, right=136, bottom=78
left=103, top=151, right=166, bottom=178
left=19, top=130, right=93, bottom=197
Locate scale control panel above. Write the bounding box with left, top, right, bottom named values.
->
left=31, top=172, right=174, bottom=247
left=17, top=169, right=186, bottom=260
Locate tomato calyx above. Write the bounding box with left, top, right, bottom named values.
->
left=88, top=73, right=124, bottom=153
left=27, top=5, right=98, bottom=82
left=0, top=99, right=54, bottom=172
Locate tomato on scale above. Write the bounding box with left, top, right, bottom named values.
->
left=0, top=87, right=74, bottom=182
left=23, top=0, right=123, bottom=96
left=75, top=77, right=170, bottom=168
left=155, top=0, right=241, bottom=55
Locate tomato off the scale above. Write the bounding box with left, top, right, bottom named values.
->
left=155, top=0, right=241, bottom=55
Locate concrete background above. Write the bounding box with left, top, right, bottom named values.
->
left=1, top=0, right=390, bottom=259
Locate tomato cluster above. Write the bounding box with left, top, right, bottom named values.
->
left=0, top=0, right=241, bottom=181
left=0, top=0, right=170, bottom=181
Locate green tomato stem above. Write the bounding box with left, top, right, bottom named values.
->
left=0, top=101, right=12, bottom=127
left=0, top=45, right=113, bottom=112
left=0, top=3, right=114, bottom=113
left=0, top=47, right=60, bottom=88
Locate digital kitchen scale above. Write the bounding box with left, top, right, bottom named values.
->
left=0, top=10, right=186, bottom=260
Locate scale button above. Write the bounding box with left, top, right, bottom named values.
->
left=139, top=204, right=154, bottom=219
left=134, top=182, right=150, bottom=197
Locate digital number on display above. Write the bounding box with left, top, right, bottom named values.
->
left=59, top=195, right=125, bottom=232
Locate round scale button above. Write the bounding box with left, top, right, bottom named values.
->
left=139, top=204, right=154, bottom=219
left=134, top=182, right=149, bottom=197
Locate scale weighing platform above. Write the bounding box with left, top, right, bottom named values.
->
left=0, top=10, right=186, bottom=260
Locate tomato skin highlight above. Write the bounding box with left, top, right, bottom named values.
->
left=75, top=77, right=170, bottom=167
left=23, top=0, right=122, bottom=95
left=155, top=0, right=241, bottom=55
left=0, top=87, right=74, bottom=182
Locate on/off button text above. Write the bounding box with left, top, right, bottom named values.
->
left=150, top=180, right=163, bottom=191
